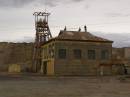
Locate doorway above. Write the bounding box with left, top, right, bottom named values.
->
left=43, top=61, right=47, bottom=75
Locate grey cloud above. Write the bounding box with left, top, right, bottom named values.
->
left=72, top=0, right=84, bottom=2
left=43, top=0, right=60, bottom=7
left=0, top=0, right=35, bottom=8
left=93, top=32, right=130, bottom=47
left=106, top=12, right=130, bottom=18
left=0, top=0, right=85, bottom=8
left=0, top=0, right=57, bottom=8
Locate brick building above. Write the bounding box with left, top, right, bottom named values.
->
left=112, top=47, right=130, bottom=74
left=41, top=29, right=113, bottom=76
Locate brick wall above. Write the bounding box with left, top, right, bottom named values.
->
left=0, top=42, right=33, bottom=72
left=54, top=41, right=112, bottom=75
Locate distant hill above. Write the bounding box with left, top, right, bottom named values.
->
left=0, top=32, right=129, bottom=48
left=92, top=32, right=130, bottom=47
left=14, top=32, right=130, bottom=48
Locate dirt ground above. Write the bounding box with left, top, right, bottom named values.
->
left=0, top=73, right=130, bottom=97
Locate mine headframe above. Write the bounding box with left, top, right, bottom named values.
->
left=32, top=12, right=52, bottom=72
left=34, top=12, right=52, bottom=44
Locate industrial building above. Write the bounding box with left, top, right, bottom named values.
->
left=0, top=11, right=129, bottom=76
left=31, top=11, right=130, bottom=76
left=112, top=47, right=130, bottom=75
left=40, top=29, right=113, bottom=75
left=31, top=12, right=114, bottom=76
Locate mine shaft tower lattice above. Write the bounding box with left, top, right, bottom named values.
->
left=32, top=12, right=52, bottom=72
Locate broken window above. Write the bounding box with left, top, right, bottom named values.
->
left=88, top=50, right=96, bottom=60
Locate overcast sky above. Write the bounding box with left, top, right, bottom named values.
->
left=0, top=0, right=130, bottom=47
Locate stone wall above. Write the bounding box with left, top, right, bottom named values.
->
left=124, top=47, right=130, bottom=59
left=0, top=42, right=33, bottom=72
left=54, top=41, right=112, bottom=75
left=112, top=47, right=130, bottom=75
left=112, top=48, right=124, bottom=60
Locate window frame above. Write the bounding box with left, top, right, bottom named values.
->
left=88, top=50, right=96, bottom=60
left=58, top=48, right=67, bottom=59
left=101, top=50, right=109, bottom=60
left=73, top=49, right=82, bottom=59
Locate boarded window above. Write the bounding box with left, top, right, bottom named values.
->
left=88, top=50, right=96, bottom=60
left=73, top=49, right=81, bottom=59
left=101, top=50, right=109, bottom=60
left=58, top=49, right=66, bottom=59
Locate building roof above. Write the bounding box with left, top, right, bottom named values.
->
left=42, top=30, right=113, bottom=46
left=55, top=30, right=113, bottom=43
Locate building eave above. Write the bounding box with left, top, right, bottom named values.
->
left=41, top=38, right=113, bottom=46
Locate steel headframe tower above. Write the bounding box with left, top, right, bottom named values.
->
left=32, top=12, right=52, bottom=72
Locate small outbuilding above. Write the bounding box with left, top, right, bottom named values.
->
left=8, top=64, right=21, bottom=73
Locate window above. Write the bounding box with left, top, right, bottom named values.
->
left=48, top=45, right=51, bottom=58
left=48, top=44, right=54, bottom=58
left=101, top=50, right=109, bottom=60
left=73, top=49, right=81, bottom=59
left=58, top=49, right=66, bottom=59
left=88, top=50, right=96, bottom=60
left=43, top=47, right=47, bottom=59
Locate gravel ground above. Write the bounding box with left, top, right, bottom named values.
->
left=0, top=74, right=130, bottom=97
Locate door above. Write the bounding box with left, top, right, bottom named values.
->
left=43, top=61, right=47, bottom=75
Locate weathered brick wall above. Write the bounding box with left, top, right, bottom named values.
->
left=112, top=47, right=130, bottom=64
left=0, top=42, right=12, bottom=71
left=54, top=41, right=112, bottom=75
left=124, top=47, right=130, bottom=59
left=0, top=42, right=33, bottom=72
left=112, top=48, right=124, bottom=60
left=112, top=47, right=130, bottom=75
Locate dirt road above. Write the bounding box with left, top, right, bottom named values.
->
left=0, top=74, right=130, bottom=97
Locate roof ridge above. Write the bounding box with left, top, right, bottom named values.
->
left=57, top=30, right=113, bottom=42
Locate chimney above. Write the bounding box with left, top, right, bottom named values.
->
left=78, top=27, right=81, bottom=32
left=84, top=25, right=87, bottom=32
left=64, top=26, right=67, bottom=31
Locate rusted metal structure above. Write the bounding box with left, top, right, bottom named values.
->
left=32, top=12, right=52, bottom=72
